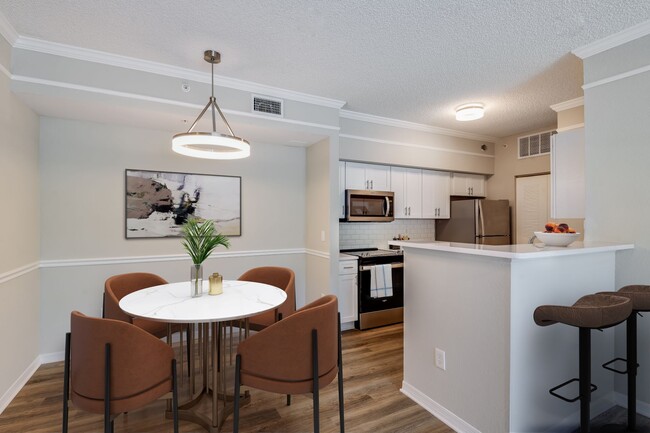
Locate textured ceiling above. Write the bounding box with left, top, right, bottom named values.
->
left=1, top=0, right=649, bottom=138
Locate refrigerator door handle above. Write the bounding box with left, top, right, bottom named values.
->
left=477, top=200, right=486, bottom=239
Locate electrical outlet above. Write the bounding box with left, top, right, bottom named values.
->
left=435, top=348, right=446, bottom=370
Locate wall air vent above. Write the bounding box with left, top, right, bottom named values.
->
left=252, top=95, right=283, bottom=117
left=518, top=130, right=553, bottom=159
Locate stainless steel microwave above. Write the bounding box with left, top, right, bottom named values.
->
left=345, top=189, right=394, bottom=222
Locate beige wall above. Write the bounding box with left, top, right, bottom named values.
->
left=0, top=60, right=41, bottom=408
left=582, top=38, right=650, bottom=404
left=305, top=137, right=333, bottom=303
left=37, top=117, right=309, bottom=354
left=557, top=105, right=584, bottom=130
left=487, top=127, right=554, bottom=237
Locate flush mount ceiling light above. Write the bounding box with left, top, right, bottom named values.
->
left=172, top=50, right=250, bottom=160
left=455, top=103, right=485, bottom=121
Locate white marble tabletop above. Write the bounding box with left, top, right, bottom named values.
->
left=119, top=280, right=287, bottom=323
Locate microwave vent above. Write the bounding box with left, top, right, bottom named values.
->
left=252, top=95, right=283, bottom=117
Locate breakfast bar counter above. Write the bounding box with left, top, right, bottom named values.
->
left=389, top=240, right=633, bottom=433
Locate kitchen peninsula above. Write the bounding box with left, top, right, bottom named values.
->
left=390, top=240, right=634, bottom=433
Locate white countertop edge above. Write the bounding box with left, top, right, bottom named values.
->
left=389, top=240, right=634, bottom=260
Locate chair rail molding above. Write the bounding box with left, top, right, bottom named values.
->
left=0, top=262, right=40, bottom=285
left=40, top=248, right=307, bottom=268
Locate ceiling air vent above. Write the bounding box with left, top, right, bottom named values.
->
left=518, top=131, right=553, bottom=159
left=252, top=95, right=283, bottom=117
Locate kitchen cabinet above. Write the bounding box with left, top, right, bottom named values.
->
left=345, top=162, right=390, bottom=191
left=551, top=127, right=585, bottom=218
left=391, top=166, right=422, bottom=218
left=422, top=169, right=451, bottom=218
left=338, top=256, right=358, bottom=325
left=339, top=161, right=346, bottom=219
left=451, top=173, right=485, bottom=197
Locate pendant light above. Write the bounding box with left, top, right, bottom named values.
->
left=172, top=50, right=250, bottom=159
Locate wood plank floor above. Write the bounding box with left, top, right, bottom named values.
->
left=0, top=324, right=453, bottom=433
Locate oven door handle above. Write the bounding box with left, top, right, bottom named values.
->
left=360, top=263, right=403, bottom=271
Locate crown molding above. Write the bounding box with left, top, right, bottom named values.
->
left=340, top=110, right=498, bottom=143
left=12, top=35, right=346, bottom=109
left=550, top=96, right=584, bottom=112
left=572, top=19, right=650, bottom=59
left=340, top=133, right=494, bottom=159
left=0, top=10, right=18, bottom=45
left=12, top=73, right=339, bottom=133
left=582, top=64, right=650, bottom=90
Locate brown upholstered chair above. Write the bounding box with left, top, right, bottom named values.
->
left=237, top=266, right=296, bottom=331
left=63, top=311, right=178, bottom=433
left=233, top=295, right=344, bottom=433
left=104, top=272, right=172, bottom=338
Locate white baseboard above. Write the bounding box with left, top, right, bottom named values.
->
left=0, top=356, right=41, bottom=415
left=401, top=380, right=481, bottom=433
left=540, top=392, right=615, bottom=433
left=40, top=351, right=65, bottom=364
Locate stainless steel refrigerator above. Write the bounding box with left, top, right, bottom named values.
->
left=435, top=199, right=511, bottom=245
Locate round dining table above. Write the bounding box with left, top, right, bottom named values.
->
left=120, top=279, right=287, bottom=433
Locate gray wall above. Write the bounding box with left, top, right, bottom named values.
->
left=582, top=36, right=650, bottom=405
left=0, top=46, right=41, bottom=408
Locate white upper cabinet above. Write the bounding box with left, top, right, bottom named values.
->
left=451, top=173, right=486, bottom=197
left=345, top=162, right=391, bottom=191
left=551, top=127, right=585, bottom=219
left=422, top=170, right=451, bottom=218
left=391, top=167, right=422, bottom=218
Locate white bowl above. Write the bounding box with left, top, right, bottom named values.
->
left=533, top=231, right=580, bottom=247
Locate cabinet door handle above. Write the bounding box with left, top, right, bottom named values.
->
left=371, top=180, right=374, bottom=189
left=408, top=206, right=411, bottom=216
left=405, top=206, right=408, bottom=215
left=366, top=180, right=369, bottom=189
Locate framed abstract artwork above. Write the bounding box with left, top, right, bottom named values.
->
left=125, top=169, right=241, bottom=238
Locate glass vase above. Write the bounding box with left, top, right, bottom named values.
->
left=191, top=264, right=203, bottom=297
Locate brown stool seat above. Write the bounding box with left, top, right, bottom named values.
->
left=534, top=294, right=632, bottom=329
left=616, top=285, right=650, bottom=311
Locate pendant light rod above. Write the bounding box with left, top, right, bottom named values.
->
left=184, top=50, right=235, bottom=137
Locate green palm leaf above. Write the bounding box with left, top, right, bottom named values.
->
left=181, top=219, right=230, bottom=265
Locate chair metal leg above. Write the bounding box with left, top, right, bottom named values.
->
left=62, top=333, right=71, bottom=433
left=312, top=329, right=320, bottom=433
left=337, top=313, right=345, bottom=433
left=234, top=354, right=241, bottom=433
left=172, top=359, right=179, bottom=433
left=286, top=394, right=291, bottom=406
left=104, top=343, right=111, bottom=433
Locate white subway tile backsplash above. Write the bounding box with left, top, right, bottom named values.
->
left=339, top=219, right=436, bottom=250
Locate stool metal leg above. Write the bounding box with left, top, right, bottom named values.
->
left=579, top=328, right=591, bottom=433
left=627, top=313, right=637, bottom=431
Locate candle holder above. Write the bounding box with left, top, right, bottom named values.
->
left=208, top=272, right=223, bottom=295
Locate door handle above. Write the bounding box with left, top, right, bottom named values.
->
left=384, top=196, right=390, bottom=217
left=371, top=180, right=374, bottom=189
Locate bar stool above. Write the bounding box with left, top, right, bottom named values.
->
left=534, top=294, right=633, bottom=433
left=600, top=285, right=650, bottom=431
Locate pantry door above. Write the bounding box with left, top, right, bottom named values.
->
left=515, top=174, right=550, bottom=244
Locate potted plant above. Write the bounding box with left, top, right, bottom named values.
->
left=181, top=218, right=230, bottom=297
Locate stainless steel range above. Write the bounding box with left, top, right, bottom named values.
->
left=341, top=248, right=404, bottom=330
